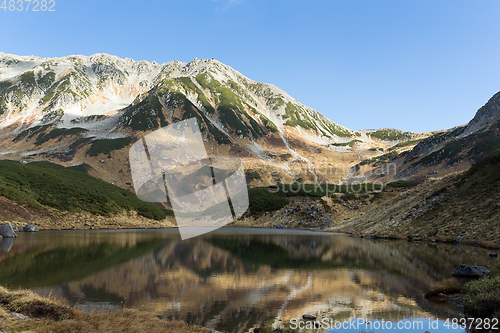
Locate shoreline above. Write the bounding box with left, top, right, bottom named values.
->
left=6, top=223, right=500, bottom=251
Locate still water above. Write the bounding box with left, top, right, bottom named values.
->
left=0, top=228, right=496, bottom=332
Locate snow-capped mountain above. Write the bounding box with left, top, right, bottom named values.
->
left=0, top=53, right=352, bottom=140
left=0, top=52, right=436, bottom=187
left=0, top=53, right=162, bottom=136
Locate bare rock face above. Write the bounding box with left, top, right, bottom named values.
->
left=0, top=222, right=17, bottom=238
left=452, top=264, right=490, bottom=278
left=463, top=91, right=500, bottom=135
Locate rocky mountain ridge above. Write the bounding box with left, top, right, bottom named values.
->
left=0, top=52, right=498, bottom=188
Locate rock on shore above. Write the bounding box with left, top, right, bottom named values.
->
left=0, top=223, right=17, bottom=238
left=452, top=265, right=490, bottom=278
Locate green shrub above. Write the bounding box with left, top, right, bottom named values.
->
left=279, top=153, right=293, bottom=161
left=331, top=140, right=362, bottom=147
left=66, top=163, right=92, bottom=174
left=359, top=151, right=399, bottom=166
left=416, top=138, right=467, bottom=166
left=383, top=180, right=418, bottom=191
left=464, top=264, right=500, bottom=318
left=359, top=158, right=376, bottom=165
left=0, top=160, right=166, bottom=219
left=0, top=80, right=12, bottom=91
left=247, top=187, right=289, bottom=215
left=260, top=115, right=278, bottom=133
left=161, top=208, right=175, bottom=216
left=455, top=145, right=500, bottom=199
left=37, top=71, right=56, bottom=90
left=35, top=127, right=88, bottom=146
left=245, top=171, right=262, bottom=180
left=370, top=129, right=412, bottom=141
left=86, top=138, right=133, bottom=156
left=123, top=94, right=166, bottom=131
left=283, top=103, right=316, bottom=131
left=429, top=186, right=447, bottom=198
left=20, top=71, right=36, bottom=87
left=469, top=130, right=500, bottom=156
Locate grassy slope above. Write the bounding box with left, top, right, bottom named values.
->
left=329, top=146, right=500, bottom=244
left=0, top=160, right=168, bottom=222
left=411, top=146, right=500, bottom=241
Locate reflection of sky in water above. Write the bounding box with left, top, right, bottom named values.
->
left=324, top=318, right=465, bottom=332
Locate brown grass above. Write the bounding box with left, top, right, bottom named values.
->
left=0, top=304, right=7, bottom=316
left=1, top=206, right=177, bottom=231
left=425, top=278, right=464, bottom=298
left=326, top=174, right=500, bottom=245
left=476, top=240, right=500, bottom=250
left=46, top=309, right=213, bottom=333
left=0, top=285, right=68, bottom=314
left=0, top=286, right=212, bottom=333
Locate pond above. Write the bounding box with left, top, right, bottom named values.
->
left=0, top=228, right=496, bottom=332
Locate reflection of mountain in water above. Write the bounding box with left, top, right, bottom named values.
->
left=0, top=230, right=493, bottom=333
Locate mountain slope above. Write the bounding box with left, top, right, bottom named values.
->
left=348, top=91, right=500, bottom=185
left=0, top=53, right=354, bottom=140
left=327, top=144, right=500, bottom=244
left=0, top=160, right=177, bottom=229
left=0, top=53, right=421, bottom=187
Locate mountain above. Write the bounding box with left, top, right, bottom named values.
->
left=324, top=143, right=500, bottom=244
left=347, top=91, right=500, bottom=185
left=1, top=52, right=499, bottom=191
left=0, top=52, right=426, bottom=188
left=1, top=52, right=500, bottom=242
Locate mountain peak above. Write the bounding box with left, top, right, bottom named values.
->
left=0, top=52, right=354, bottom=142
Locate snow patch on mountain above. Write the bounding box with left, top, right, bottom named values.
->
left=0, top=53, right=46, bottom=81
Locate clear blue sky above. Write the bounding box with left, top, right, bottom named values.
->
left=2, top=0, right=500, bottom=133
